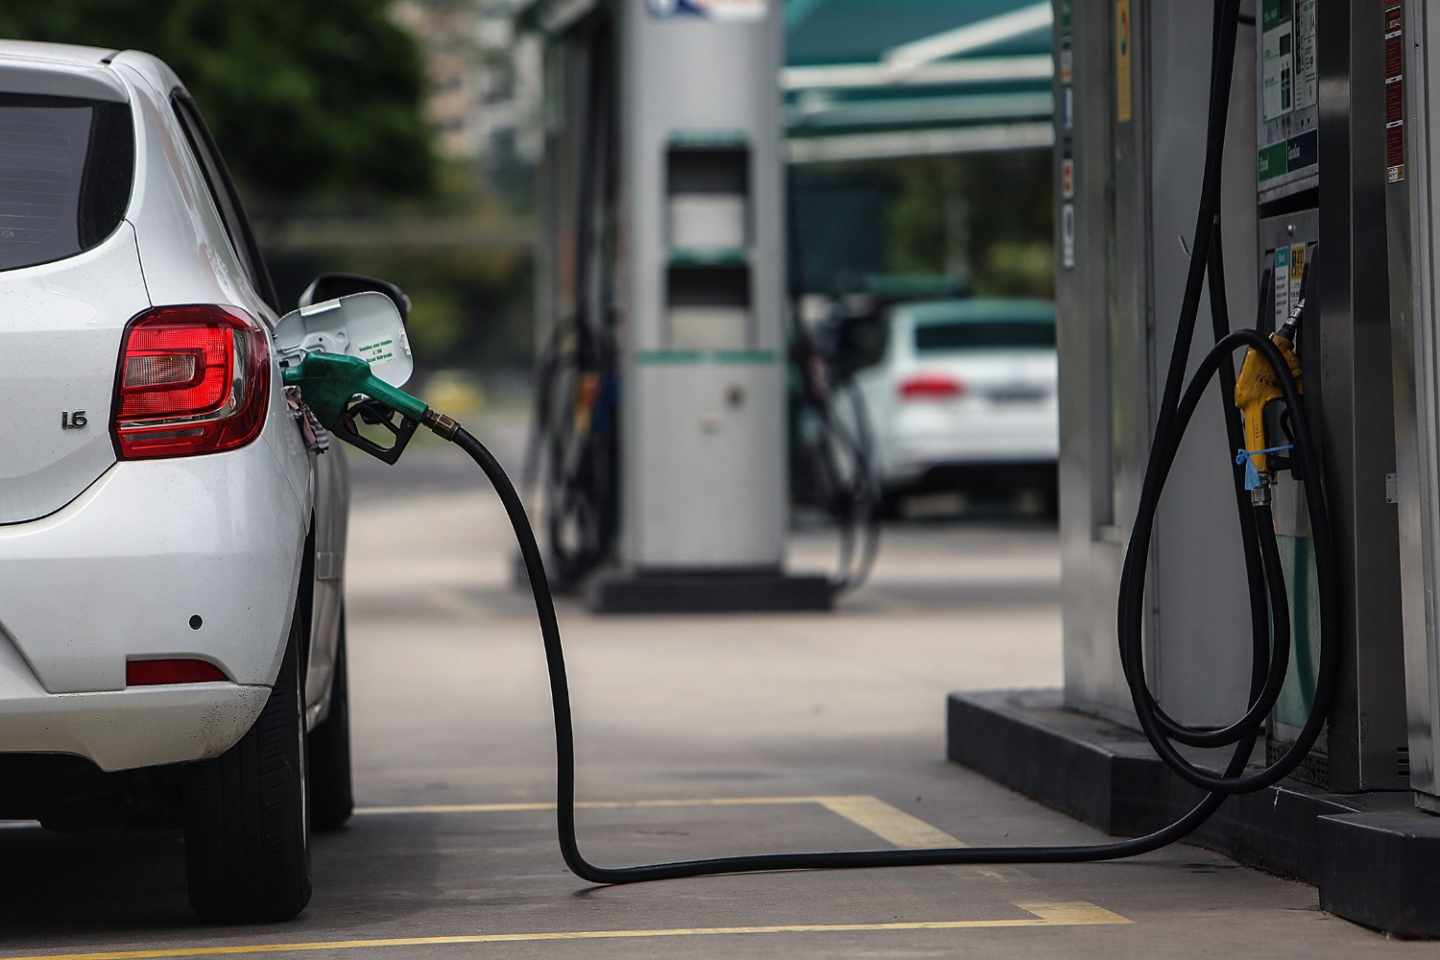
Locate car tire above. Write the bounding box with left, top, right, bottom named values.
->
left=308, top=611, right=354, bottom=831
left=184, top=605, right=311, bottom=922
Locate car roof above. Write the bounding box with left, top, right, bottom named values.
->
left=0, top=44, right=185, bottom=105
left=0, top=41, right=130, bottom=102
left=895, top=298, right=1056, bottom=326
left=0, top=40, right=118, bottom=66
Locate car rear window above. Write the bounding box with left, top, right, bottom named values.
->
left=0, top=93, right=134, bottom=272
left=914, top=319, right=1056, bottom=353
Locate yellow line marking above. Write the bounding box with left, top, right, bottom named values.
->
left=354, top=795, right=867, bottom=816
left=818, top=795, right=1014, bottom=881
left=1019, top=901, right=1132, bottom=925
left=356, top=794, right=1009, bottom=880
left=815, top=796, right=965, bottom=849
left=358, top=794, right=1001, bottom=874
left=0, top=903, right=1130, bottom=960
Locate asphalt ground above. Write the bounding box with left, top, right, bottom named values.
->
left=0, top=417, right=1427, bottom=958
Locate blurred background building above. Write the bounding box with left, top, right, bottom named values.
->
left=391, top=0, right=542, bottom=168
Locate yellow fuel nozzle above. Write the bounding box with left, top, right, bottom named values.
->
left=1233, top=331, right=1303, bottom=482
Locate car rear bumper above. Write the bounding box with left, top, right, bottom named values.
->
left=0, top=636, right=269, bottom=771
left=883, top=436, right=1059, bottom=488
left=0, top=424, right=308, bottom=771
left=881, top=404, right=1058, bottom=485
left=893, top=458, right=1057, bottom=495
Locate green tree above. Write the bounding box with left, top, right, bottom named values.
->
left=887, top=152, right=1053, bottom=297
left=0, top=0, right=435, bottom=210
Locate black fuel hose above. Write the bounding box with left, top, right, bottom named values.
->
left=438, top=0, right=1335, bottom=884
left=452, top=422, right=1255, bottom=881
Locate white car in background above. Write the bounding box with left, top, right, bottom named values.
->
left=851, top=298, right=1059, bottom=515
left=0, top=41, right=387, bottom=920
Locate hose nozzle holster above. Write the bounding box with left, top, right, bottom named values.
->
left=1233, top=332, right=1304, bottom=483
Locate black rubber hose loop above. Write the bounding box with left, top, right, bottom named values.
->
left=1119, top=329, right=1335, bottom=795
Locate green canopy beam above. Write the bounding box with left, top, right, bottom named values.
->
left=784, top=0, right=1054, bottom=161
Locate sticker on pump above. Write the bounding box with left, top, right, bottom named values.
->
left=1288, top=243, right=1307, bottom=314
left=1061, top=203, right=1076, bottom=269
left=1385, top=3, right=1406, bottom=183
left=1274, top=245, right=1291, bottom=330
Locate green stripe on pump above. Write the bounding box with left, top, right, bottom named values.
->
left=668, top=129, right=749, bottom=149
left=667, top=248, right=749, bottom=268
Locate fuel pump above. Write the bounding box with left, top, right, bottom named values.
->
left=519, top=0, right=876, bottom=613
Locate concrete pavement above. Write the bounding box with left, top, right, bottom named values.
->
left=0, top=431, right=1425, bottom=958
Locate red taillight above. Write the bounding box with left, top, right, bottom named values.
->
left=112, top=305, right=270, bottom=459
left=126, top=659, right=228, bottom=686
left=898, top=373, right=966, bottom=401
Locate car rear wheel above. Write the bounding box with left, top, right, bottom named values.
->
left=184, top=605, right=311, bottom=921
left=308, top=610, right=354, bottom=831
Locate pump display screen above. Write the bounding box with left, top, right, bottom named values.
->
left=1257, top=0, right=1318, bottom=200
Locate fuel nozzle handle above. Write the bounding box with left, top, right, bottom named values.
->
left=281, top=352, right=444, bottom=464
left=1233, top=258, right=1308, bottom=487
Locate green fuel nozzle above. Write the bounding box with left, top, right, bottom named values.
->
left=282, top=352, right=455, bottom=464
left=282, top=352, right=427, bottom=426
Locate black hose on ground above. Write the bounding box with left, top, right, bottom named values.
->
left=437, top=0, right=1336, bottom=883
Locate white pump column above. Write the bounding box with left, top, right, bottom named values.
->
left=586, top=0, right=830, bottom=611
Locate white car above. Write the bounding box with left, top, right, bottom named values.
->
left=851, top=298, right=1058, bottom=514
left=0, top=41, right=381, bottom=920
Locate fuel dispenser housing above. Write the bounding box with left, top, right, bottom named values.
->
left=1056, top=0, right=1406, bottom=794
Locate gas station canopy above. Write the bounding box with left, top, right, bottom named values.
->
left=518, top=0, right=1055, bottom=163
left=783, top=0, right=1054, bottom=162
